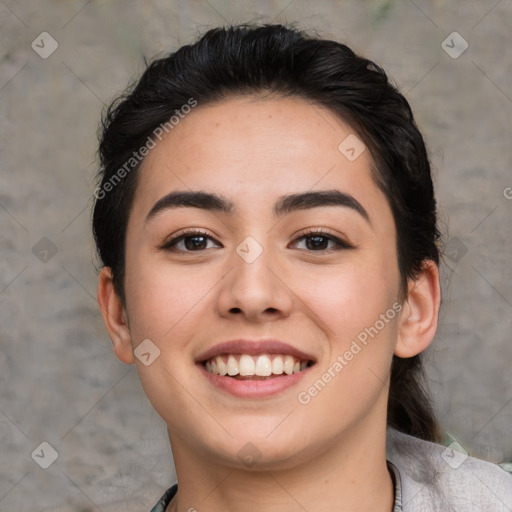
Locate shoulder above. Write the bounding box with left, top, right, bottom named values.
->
left=386, top=427, right=512, bottom=512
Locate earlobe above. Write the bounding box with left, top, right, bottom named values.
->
left=97, top=267, right=135, bottom=364
left=395, top=260, right=441, bottom=358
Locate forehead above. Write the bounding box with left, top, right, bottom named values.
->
left=130, top=95, right=387, bottom=222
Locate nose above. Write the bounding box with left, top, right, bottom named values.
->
left=216, top=237, right=294, bottom=323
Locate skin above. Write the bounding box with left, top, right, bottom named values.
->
left=97, top=95, right=441, bottom=512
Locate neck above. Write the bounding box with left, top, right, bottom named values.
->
left=167, top=411, right=395, bottom=512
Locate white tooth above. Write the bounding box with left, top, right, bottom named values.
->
left=293, top=361, right=300, bottom=374
left=239, top=354, right=255, bottom=376
left=283, top=355, right=294, bottom=375
left=216, top=356, right=227, bottom=376
left=227, top=355, right=239, bottom=376
left=300, top=361, right=308, bottom=371
left=271, top=355, right=284, bottom=375
left=210, top=359, right=219, bottom=375
left=255, top=355, right=272, bottom=376
left=205, top=360, right=212, bottom=372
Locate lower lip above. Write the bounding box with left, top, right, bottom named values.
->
left=197, top=363, right=311, bottom=398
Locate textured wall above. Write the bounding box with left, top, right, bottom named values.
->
left=1, top=0, right=511, bottom=510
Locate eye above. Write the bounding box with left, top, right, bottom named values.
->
left=158, top=228, right=353, bottom=253
left=158, top=230, right=222, bottom=252
left=292, top=229, right=352, bottom=252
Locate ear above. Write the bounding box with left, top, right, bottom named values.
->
left=395, top=260, right=441, bottom=358
left=97, top=267, right=134, bottom=364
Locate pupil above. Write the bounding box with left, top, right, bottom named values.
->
left=307, top=236, right=327, bottom=250
left=186, top=236, right=207, bottom=250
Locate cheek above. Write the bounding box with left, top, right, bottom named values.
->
left=293, top=249, right=401, bottom=406
left=123, top=255, right=219, bottom=427
left=295, top=252, right=399, bottom=340
left=124, top=252, right=221, bottom=344
left=295, top=265, right=400, bottom=430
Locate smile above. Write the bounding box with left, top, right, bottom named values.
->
left=196, top=338, right=316, bottom=397
left=203, top=354, right=312, bottom=379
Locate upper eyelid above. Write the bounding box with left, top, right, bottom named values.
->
left=159, top=229, right=217, bottom=248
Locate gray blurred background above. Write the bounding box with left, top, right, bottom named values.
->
left=1, top=0, right=511, bottom=510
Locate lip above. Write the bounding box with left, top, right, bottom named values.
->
left=196, top=339, right=316, bottom=363
left=196, top=339, right=316, bottom=399
left=197, top=361, right=313, bottom=398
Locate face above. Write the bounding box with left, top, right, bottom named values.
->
left=121, top=95, right=403, bottom=470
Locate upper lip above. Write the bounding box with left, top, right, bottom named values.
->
left=196, top=339, right=317, bottom=363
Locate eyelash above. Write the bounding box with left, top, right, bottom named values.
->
left=158, top=228, right=353, bottom=253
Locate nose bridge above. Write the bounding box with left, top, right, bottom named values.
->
left=236, top=234, right=267, bottom=267
left=217, top=232, right=292, bottom=320
left=233, top=233, right=275, bottom=295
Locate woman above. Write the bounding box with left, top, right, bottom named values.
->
left=92, top=24, right=512, bottom=511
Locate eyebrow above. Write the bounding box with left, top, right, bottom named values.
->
left=144, top=189, right=371, bottom=225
